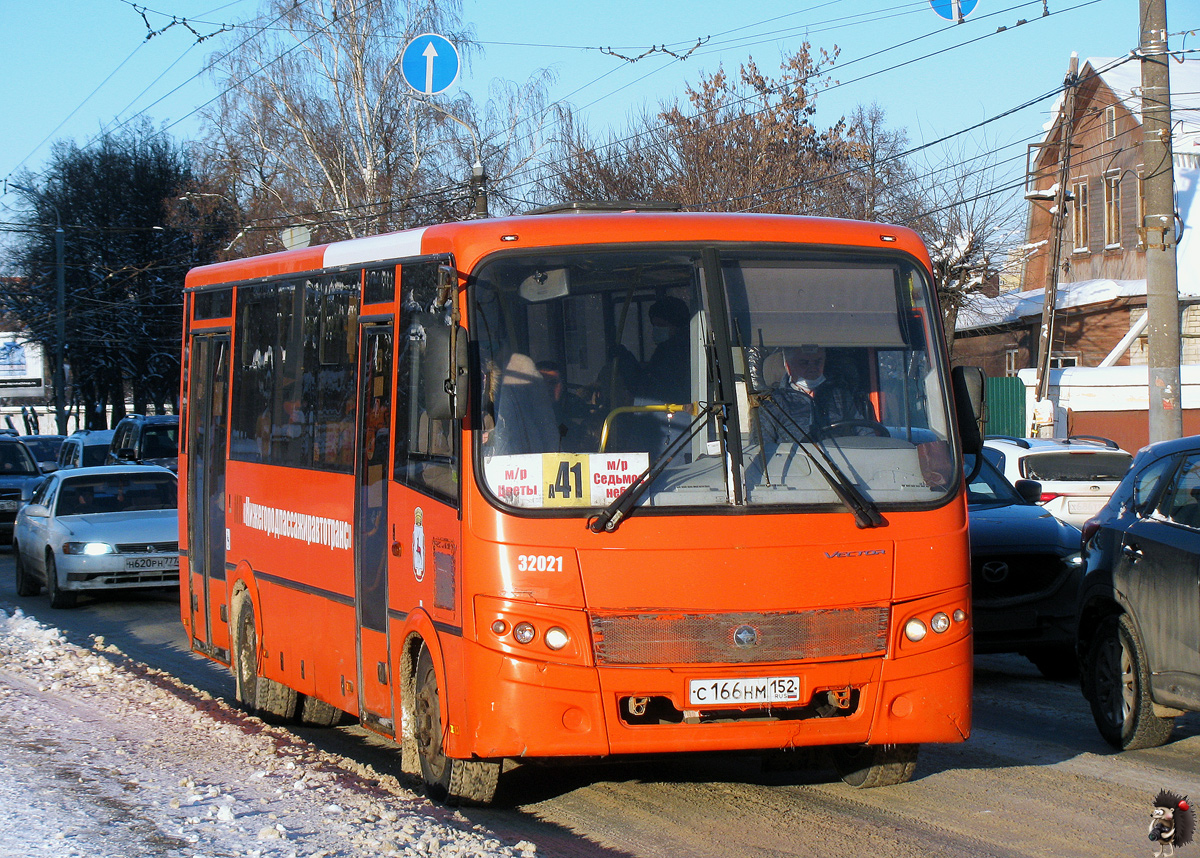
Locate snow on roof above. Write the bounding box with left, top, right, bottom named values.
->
left=1039, top=56, right=1200, bottom=147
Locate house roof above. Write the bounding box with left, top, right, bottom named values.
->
left=958, top=56, right=1200, bottom=334
left=1041, top=56, right=1200, bottom=145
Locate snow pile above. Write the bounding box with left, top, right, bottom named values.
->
left=0, top=607, right=538, bottom=858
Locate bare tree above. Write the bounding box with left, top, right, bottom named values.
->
left=904, top=136, right=1027, bottom=344
left=199, top=0, right=550, bottom=255
left=541, top=45, right=859, bottom=214
left=841, top=103, right=924, bottom=224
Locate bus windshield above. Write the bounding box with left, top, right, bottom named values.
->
left=474, top=246, right=956, bottom=514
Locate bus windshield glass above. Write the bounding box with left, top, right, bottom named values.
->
left=473, top=247, right=956, bottom=513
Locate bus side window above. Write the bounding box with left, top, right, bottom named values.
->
left=395, top=263, right=460, bottom=503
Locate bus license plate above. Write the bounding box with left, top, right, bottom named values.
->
left=124, top=556, right=179, bottom=571
left=0, top=500, right=18, bottom=511
left=688, top=676, right=801, bottom=707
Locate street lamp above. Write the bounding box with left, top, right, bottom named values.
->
left=7, top=182, right=67, bottom=435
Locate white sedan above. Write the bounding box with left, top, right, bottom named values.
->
left=13, top=465, right=179, bottom=609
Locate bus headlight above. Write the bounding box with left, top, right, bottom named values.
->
left=544, top=627, right=570, bottom=651
left=904, top=618, right=928, bottom=642
left=513, top=622, right=536, bottom=644
left=930, top=612, right=951, bottom=634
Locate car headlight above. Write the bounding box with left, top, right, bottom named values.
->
left=62, top=542, right=116, bottom=556
left=1064, top=551, right=1083, bottom=569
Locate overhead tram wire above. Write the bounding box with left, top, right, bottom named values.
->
left=9, top=1, right=300, bottom=186
left=498, top=0, right=1114, bottom=203
left=716, top=54, right=1135, bottom=213
left=3, top=41, right=147, bottom=182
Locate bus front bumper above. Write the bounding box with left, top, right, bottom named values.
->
left=453, top=634, right=971, bottom=760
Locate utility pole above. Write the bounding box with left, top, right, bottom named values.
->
left=1141, top=0, right=1182, bottom=443
left=1033, top=55, right=1080, bottom=437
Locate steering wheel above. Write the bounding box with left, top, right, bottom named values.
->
left=823, top=419, right=890, bottom=438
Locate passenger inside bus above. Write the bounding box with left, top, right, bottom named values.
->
left=632, top=297, right=691, bottom=404
left=755, top=346, right=877, bottom=442
left=490, top=353, right=559, bottom=456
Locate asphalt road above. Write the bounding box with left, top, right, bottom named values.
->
left=4, top=550, right=1200, bottom=858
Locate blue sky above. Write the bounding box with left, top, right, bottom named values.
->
left=0, top=0, right=1187, bottom=202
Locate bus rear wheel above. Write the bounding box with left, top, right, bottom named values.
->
left=297, top=694, right=342, bottom=727
left=232, top=595, right=297, bottom=722
left=413, top=646, right=500, bottom=805
left=831, top=743, right=918, bottom=788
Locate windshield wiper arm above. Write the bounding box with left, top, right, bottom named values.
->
left=589, top=402, right=723, bottom=534
left=753, top=393, right=888, bottom=529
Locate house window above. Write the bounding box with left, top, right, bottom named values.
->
left=1105, top=172, right=1122, bottom=248
left=1072, top=179, right=1090, bottom=252
left=1049, top=354, right=1079, bottom=369
left=1004, top=348, right=1021, bottom=377
left=1104, top=105, right=1117, bottom=140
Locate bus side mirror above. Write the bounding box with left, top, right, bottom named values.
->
left=423, top=321, right=469, bottom=421
left=951, top=365, right=985, bottom=455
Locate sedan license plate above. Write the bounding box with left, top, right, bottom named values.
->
left=124, top=556, right=179, bottom=571
left=0, top=500, right=19, bottom=511
left=688, top=676, right=801, bottom=707
left=1068, top=499, right=1105, bottom=515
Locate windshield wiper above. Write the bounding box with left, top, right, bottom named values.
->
left=752, top=393, right=888, bottom=529
left=588, top=402, right=724, bottom=534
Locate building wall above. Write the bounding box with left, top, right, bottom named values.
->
left=1024, top=72, right=1148, bottom=293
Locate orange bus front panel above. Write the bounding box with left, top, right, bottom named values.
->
left=452, top=628, right=970, bottom=759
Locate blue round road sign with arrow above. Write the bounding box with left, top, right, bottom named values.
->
left=402, top=33, right=460, bottom=96
left=930, top=0, right=978, bottom=19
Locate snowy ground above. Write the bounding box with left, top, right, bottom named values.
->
left=0, top=607, right=540, bottom=858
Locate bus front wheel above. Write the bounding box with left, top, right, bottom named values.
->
left=232, top=595, right=297, bottom=722
left=830, top=742, right=918, bottom=788
left=413, top=646, right=500, bottom=805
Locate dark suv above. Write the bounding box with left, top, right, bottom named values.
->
left=1077, top=435, right=1200, bottom=750
left=0, top=435, right=46, bottom=541
left=106, top=414, right=179, bottom=472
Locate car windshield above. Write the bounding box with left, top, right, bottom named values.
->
left=1021, top=451, right=1132, bottom=482
left=0, top=442, right=40, bottom=476
left=56, top=473, right=177, bottom=516
left=966, top=454, right=1024, bottom=506
left=473, top=246, right=957, bottom=514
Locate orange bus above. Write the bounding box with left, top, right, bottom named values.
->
left=180, top=208, right=978, bottom=804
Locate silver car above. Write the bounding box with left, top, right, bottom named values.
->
left=13, top=465, right=179, bottom=609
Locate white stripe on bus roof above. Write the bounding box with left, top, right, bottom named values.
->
left=322, top=227, right=428, bottom=268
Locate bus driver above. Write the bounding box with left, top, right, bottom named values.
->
left=761, top=346, right=874, bottom=441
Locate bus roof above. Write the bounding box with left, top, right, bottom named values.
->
left=184, top=212, right=932, bottom=290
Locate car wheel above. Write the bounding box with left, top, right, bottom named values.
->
left=412, top=646, right=500, bottom=805
left=44, top=554, right=76, bottom=609
left=830, top=743, right=919, bottom=788
left=231, top=595, right=297, bottom=721
left=13, top=545, right=39, bottom=597
left=1022, top=644, right=1079, bottom=681
left=1086, top=614, right=1174, bottom=750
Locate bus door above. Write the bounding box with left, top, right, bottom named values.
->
left=186, top=333, right=230, bottom=660
left=355, top=323, right=395, bottom=733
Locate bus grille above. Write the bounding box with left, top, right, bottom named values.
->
left=590, top=607, right=890, bottom=665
